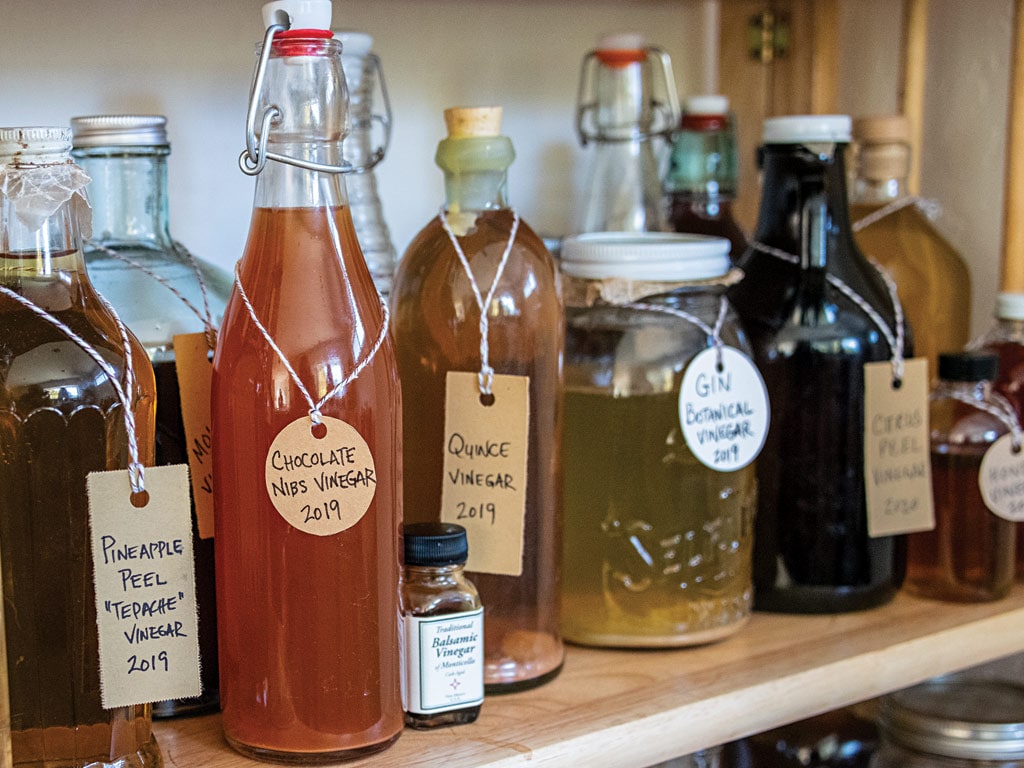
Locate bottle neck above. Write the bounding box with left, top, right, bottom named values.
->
left=666, top=129, right=738, bottom=197
left=933, top=378, right=992, bottom=403
left=74, top=147, right=173, bottom=248
left=594, top=60, right=654, bottom=138
left=851, top=142, right=910, bottom=203
left=405, top=563, right=466, bottom=585
left=444, top=169, right=509, bottom=213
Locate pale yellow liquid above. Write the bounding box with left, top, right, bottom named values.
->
left=560, top=388, right=755, bottom=647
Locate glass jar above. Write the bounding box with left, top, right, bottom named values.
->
left=560, top=232, right=757, bottom=647
left=872, top=678, right=1024, bottom=767
left=906, top=352, right=1015, bottom=602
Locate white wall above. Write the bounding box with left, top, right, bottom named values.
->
left=0, top=0, right=708, bottom=272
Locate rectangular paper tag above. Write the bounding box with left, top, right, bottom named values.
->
left=173, top=332, right=215, bottom=539
left=864, top=357, right=935, bottom=537
left=88, top=464, right=201, bottom=708
left=441, top=372, right=529, bottom=576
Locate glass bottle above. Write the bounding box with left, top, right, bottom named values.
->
left=0, top=127, right=159, bottom=766
left=972, top=292, right=1024, bottom=578
left=559, top=233, right=756, bottom=647
left=906, top=352, right=1014, bottom=602
left=850, top=115, right=971, bottom=379
left=212, top=3, right=402, bottom=761
left=574, top=32, right=679, bottom=233
left=665, top=95, right=748, bottom=261
left=335, top=30, right=397, bottom=297
left=71, top=113, right=230, bottom=718
left=391, top=106, right=564, bottom=691
left=729, top=115, right=906, bottom=613
left=400, top=522, right=483, bottom=729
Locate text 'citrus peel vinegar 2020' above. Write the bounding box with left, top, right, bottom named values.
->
left=211, top=4, right=402, bottom=761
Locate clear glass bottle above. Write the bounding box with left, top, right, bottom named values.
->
left=0, top=127, right=159, bottom=766
left=335, top=30, right=397, bottom=297
left=391, top=106, right=564, bottom=691
left=212, top=3, right=402, bottom=761
left=559, top=233, right=756, bottom=647
left=729, top=115, right=906, bottom=613
left=574, top=32, right=679, bottom=233
left=850, top=115, right=971, bottom=379
left=973, top=292, right=1024, bottom=579
left=906, top=352, right=1014, bottom=602
left=665, top=95, right=748, bottom=261
left=400, top=522, right=483, bottom=729
left=71, top=113, right=230, bottom=718
left=872, top=678, right=1024, bottom=768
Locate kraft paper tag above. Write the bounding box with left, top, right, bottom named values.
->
left=264, top=416, right=377, bottom=536
left=87, top=464, right=201, bottom=709
left=864, top=358, right=935, bottom=537
left=173, top=332, right=215, bottom=539
left=979, top=434, right=1024, bottom=521
left=679, top=346, right=770, bottom=472
left=441, top=372, right=529, bottom=576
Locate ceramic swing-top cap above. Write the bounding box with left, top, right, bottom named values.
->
left=444, top=107, right=502, bottom=139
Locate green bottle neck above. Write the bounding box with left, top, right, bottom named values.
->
left=436, top=135, right=515, bottom=214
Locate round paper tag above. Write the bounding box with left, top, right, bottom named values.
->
left=979, top=433, right=1024, bottom=522
left=679, top=346, right=770, bottom=472
left=264, top=416, right=378, bottom=536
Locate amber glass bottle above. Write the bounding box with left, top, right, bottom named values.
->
left=0, top=127, right=158, bottom=767
left=212, top=11, right=402, bottom=763
left=850, top=115, right=970, bottom=379
left=391, top=107, right=564, bottom=691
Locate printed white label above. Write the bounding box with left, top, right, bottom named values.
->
left=679, top=346, right=770, bottom=472
left=980, top=434, right=1024, bottom=521
left=402, top=607, right=484, bottom=715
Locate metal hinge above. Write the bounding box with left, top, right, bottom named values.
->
left=748, top=10, right=791, bottom=64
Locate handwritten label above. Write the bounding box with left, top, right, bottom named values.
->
left=174, top=332, right=215, bottom=539
left=980, top=434, right=1024, bottom=521
left=402, top=608, right=484, bottom=714
left=441, top=372, right=529, bottom=576
left=864, top=358, right=935, bottom=537
left=679, top=346, right=770, bottom=472
left=264, top=416, right=377, bottom=536
left=88, top=464, right=201, bottom=708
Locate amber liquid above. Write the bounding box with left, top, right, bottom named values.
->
left=212, top=207, right=402, bottom=761
left=391, top=210, right=564, bottom=691
left=906, top=443, right=1014, bottom=601
left=560, top=389, right=755, bottom=647
left=850, top=202, right=971, bottom=378
left=0, top=258, right=158, bottom=767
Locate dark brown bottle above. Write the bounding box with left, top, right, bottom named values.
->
left=729, top=115, right=907, bottom=613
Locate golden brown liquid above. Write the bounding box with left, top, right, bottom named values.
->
left=0, top=254, right=158, bottom=767
left=391, top=210, right=564, bottom=690
left=212, top=207, right=402, bottom=760
left=850, top=202, right=971, bottom=378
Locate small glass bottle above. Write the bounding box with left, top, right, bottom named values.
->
left=401, top=523, right=483, bottom=729
left=906, top=352, right=1014, bottom=602
left=71, top=113, right=230, bottom=718
left=850, top=115, right=971, bottom=379
left=729, top=115, right=907, bottom=613
left=560, top=233, right=756, bottom=647
left=335, top=30, right=397, bottom=297
left=391, top=106, right=564, bottom=692
left=973, top=292, right=1024, bottom=579
left=0, top=127, right=159, bottom=766
left=574, top=32, right=679, bottom=233
left=872, top=678, right=1024, bottom=768
left=213, top=2, right=402, bottom=761
left=665, top=95, right=748, bottom=261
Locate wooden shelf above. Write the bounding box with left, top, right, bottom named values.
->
left=155, top=587, right=1024, bottom=768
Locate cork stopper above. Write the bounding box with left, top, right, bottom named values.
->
left=853, top=115, right=910, bottom=145
left=444, top=106, right=502, bottom=139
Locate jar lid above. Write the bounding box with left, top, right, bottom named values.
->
left=937, top=352, right=998, bottom=383
left=763, top=115, right=851, bottom=144
left=997, top=292, right=1024, bottom=321
left=0, top=126, right=72, bottom=164
left=684, top=95, right=730, bottom=116
left=878, top=679, right=1024, bottom=760
left=404, top=523, right=469, bottom=567
left=560, top=232, right=732, bottom=281
left=70, top=115, right=168, bottom=148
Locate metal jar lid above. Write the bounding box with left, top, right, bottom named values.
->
left=877, top=678, right=1024, bottom=761
left=70, top=115, right=168, bottom=148
left=559, top=232, right=732, bottom=282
